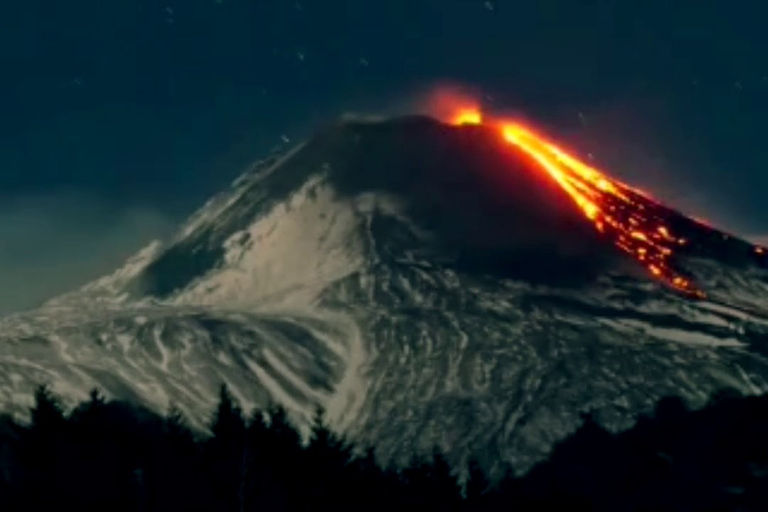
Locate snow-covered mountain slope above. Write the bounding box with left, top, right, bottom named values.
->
left=2, top=116, right=768, bottom=475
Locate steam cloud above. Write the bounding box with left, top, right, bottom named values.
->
left=0, top=190, right=173, bottom=315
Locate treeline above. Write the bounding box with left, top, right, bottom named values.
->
left=1, top=386, right=768, bottom=511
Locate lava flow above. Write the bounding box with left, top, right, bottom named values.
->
left=449, top=108, right=707, bottom=298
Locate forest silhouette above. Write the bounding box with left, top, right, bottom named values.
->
left=0, top=384, right=767, bottom=511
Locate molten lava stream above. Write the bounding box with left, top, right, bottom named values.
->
left=497, top=122, right=705, bottom=298
left=443, top=105, right=708, bottom=296
left=497, top=123, right=706, bottom=298
left=438, top=113, right=696, bottom=299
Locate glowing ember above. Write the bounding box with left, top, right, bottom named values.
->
left=449, top=110, right=711, bottom=298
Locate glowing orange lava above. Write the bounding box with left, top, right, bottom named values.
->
left=450, top=109, right=709, bottom=298
left=452, top=108, right=482, bottom=125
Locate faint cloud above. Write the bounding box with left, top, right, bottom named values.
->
left=0, top=190, right=174, bottom=315
left=748, top=234, right=768, bottom=246
left=328, top=81, right=486, bottom=126
left=338, top=112, right=389, bottom=123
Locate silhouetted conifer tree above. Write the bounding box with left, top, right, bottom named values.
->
left=22, top=385, right=68, bottom=509
left=165, top=403, right=194, bottom=443
left=427, top=450, right=463, bottom=510
left=347, top=446, right=388, bottom=506
left=5, top=380, right=768, bottom=510
left=147, top=403, right=200, bottom=511
left=300, top=407, right=354, bottom=509
left=0, top=414, right=21, bottom=509
left=251, top=403, right=306, bottom=510
left=211, top=384, right=246, bottom=441
left=29, top=384, right=66, bottom=433
left=399, top=449, right=461, bottom=510
left=206, top=384, right=248, bottom=511
left=466, top=458, right=489, bottom=502
left=66, top=388, right=113, bottom=507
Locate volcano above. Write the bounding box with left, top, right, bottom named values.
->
left=1, top=115, right=768, bottom=475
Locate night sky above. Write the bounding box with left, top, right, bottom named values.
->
left=1, top=0, right=767, bottom=312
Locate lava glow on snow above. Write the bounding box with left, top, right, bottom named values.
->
left=449, top=107, right=708, bottom=298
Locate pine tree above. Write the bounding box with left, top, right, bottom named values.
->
left=165, top=403, right=193, bottom=444
left=301, top=407, right=353, bottom=508
left=465, top=458, right=490, bottom=502
left=29, top=384, right=66, bottom=433
left=253, top=403, right=304, bottom=510
left=23, top=385, right=68, bottom=508
left=148, top=403, right=200, bottom=511
left=211, top=384, right=246, bottom=441
left=207, top=384, right=248, bottom=511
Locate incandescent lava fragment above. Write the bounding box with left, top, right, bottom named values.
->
left=449, top=110, right=708, bottom=298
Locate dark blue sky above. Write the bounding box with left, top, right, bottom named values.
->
left=1, top=0, right=767, bottom=311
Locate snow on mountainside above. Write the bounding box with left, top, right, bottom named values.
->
left=2, top=116, right=768, bottom=475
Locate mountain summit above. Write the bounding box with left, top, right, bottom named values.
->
left=2, top=115, right=768, bottom=474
